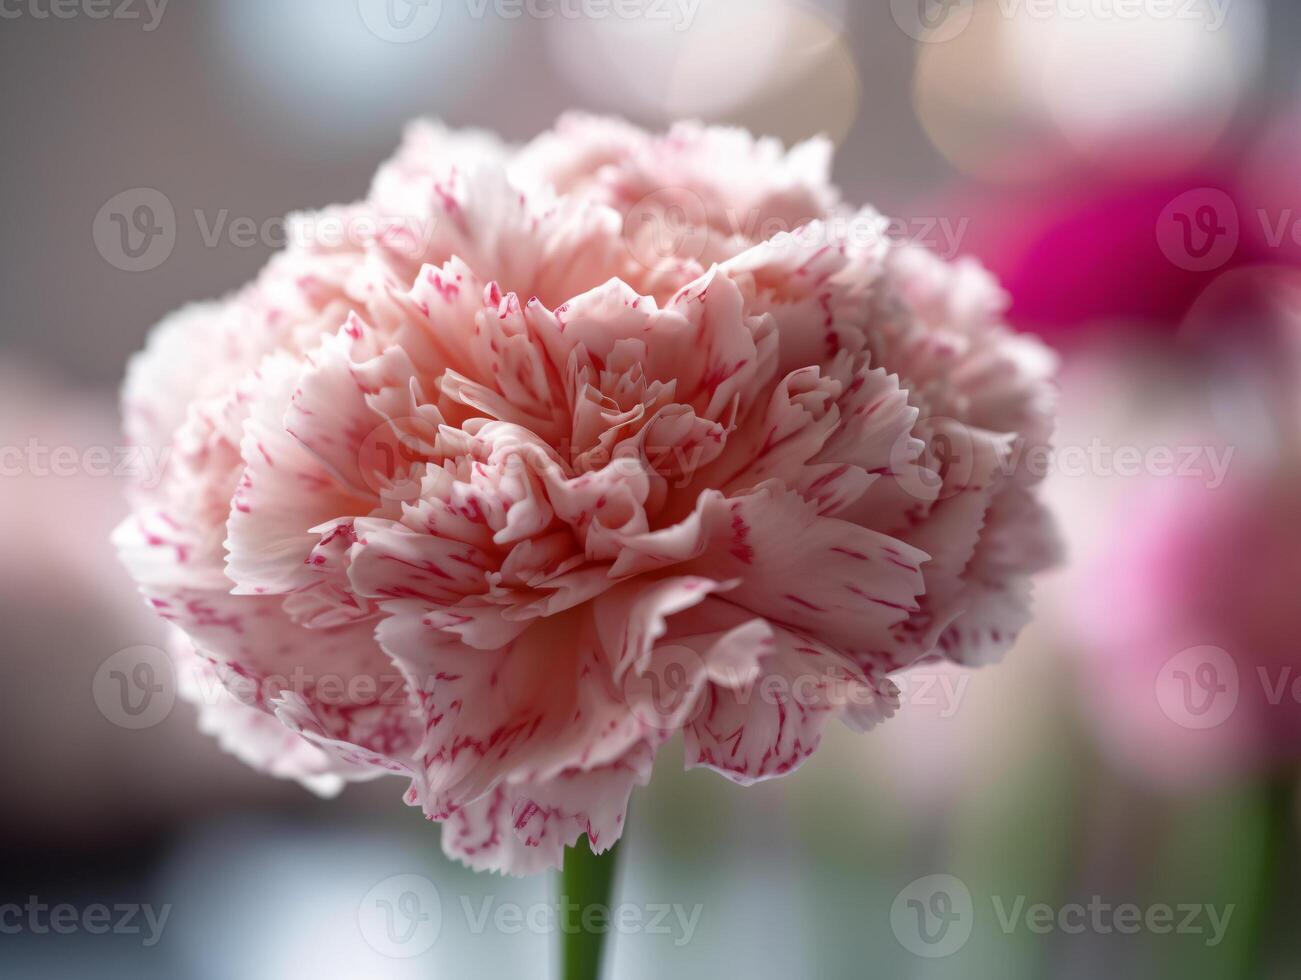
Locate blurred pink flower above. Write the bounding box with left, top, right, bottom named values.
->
left=2, top=361, right=142, bottom=607
left=116, top=116, right=1059, bottom=874
left=1081, top=464, right=1301, bottom=787
left=924, top=166, right=1301, bottom=342
left=1066, top=285, right=1301, bottom=789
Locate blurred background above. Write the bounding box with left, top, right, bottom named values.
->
left=3, top=0, right=1301, bottom=975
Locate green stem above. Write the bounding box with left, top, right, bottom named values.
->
left=1153, top=771, right=1297, bottom=980
left=1239, top=774, right=1295, bottom=979
left=559, top=837, right=622, bottom=980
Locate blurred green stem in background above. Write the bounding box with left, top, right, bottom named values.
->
left=1152, top=773, right=1297, bottom=980
left=559, top=836, right=622, bottom=980
left=1239, top=775, right=1296, bottom=979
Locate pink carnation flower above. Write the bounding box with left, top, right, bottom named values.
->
left=116, top=115, right=1059, bottom=874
